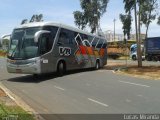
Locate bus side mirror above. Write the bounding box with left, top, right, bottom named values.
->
left=34, top=30, right=51, bottom=43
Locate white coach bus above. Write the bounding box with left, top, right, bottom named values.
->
left=7, top=22, right=107, bottom=75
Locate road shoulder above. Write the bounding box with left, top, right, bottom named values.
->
left=0, top=82, right=44, bottom=120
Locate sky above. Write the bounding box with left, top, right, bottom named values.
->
left=0, top=0, right=159, bottom=37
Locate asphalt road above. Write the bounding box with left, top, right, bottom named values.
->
left=1, top=58, right=160, bottom=119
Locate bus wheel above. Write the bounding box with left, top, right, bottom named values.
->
left=57, top=61, right=65, bottom=76
left=95, top=60, right=100, bottom=70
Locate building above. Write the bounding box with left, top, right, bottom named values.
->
left=104, top=30, right=125, bottom=42
left=104, top=30, right=146, bottom=43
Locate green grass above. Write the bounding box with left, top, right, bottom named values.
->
left=0, top=104, right=35, bottom=120
left=118, top=56, right=130, bottom=60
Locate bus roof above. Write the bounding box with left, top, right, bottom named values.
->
left=15, top=22, right=105, bottom=39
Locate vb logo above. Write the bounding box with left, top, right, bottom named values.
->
left=59, top=47, right=71, bottom=56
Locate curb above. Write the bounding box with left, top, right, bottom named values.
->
left=0, top=82, right=45, bottom=120
left=113, top=67, right=128, bottom=72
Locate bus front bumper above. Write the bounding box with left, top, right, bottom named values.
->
left=7, top=59, right=41, bottom=74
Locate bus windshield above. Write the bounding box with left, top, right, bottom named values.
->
left=8, top=27, right=42, bottom=60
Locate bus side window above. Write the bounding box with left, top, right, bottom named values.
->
left=82, top=34, right=88, bottom=40
left=88, top=36, right=94, bottom=43
left=68, top=30, right=75, bottom=45
left=43, top=26, right=58, bottom=44
left=97, top=39, right=104, bottom=48
left=58, top=29, right=70, bottom=45
left=92, top=38, right=98, bottom=48
left=58, top=30, right=76, bottom=45
left=40, top=26, right=58, bottom=54
left=102, top=40, right=107, bottom=48
left=83, top=41, right=90, bottom=47
left=58, top=33, right=67, bottom=44
left=40, top=34, right=52, bottom=55
left=75, top=33, right=83, bottom=46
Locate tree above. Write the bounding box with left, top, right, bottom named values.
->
left=140, top=0, right=158, bottom=39
left=158, top=16, right=160, bottom=25
left=123, top=0, right=160, bottom=67
left=30, top=14, right=43, bottom=23
left=21, top=19, right=28, bottom=25
left=73, top=11, right=87, bottom=29
left=123, top=0, right=135, bottom=13
left=119, top=12, right=132, bottom=42
left=20, top=14, right=43, bottom=25
left=124, top=0, right=159, bottom=38
left=73, top=0, right=109, bottom=33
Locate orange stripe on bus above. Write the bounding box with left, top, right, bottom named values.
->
left=86, top=47, right=94, bottom=55
left=99, top=49, right=105, bottom=57
left=94, top=50, right=99, bottom=57
left=75, top=50, right=81, bottom=55
left=79, top=46, right=87, bottom=55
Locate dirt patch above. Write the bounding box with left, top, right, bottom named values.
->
left=0, top=88, right=7, bottom=97
left=0, top=51, right=7, bottom=57
left=105, top=60, right=160, bottom=80
left=0, top=88, right=16, bottom=106
left=126, top=66, right=160, bottom=73
left=104, top=61, right=127, bottom=70
left=119, top=66, right=160, bottom=80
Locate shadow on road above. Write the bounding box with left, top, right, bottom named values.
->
left=7, top=68, right=95, bottom=83
left=7, top=74, right=57, bottom=83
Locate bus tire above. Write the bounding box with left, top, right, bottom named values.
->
left=57, top=61, right=65, bottom=76
left=95, top=60, right=100, bottom=70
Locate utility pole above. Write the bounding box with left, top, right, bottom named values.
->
left=113, top=19, right=116, bottom=42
